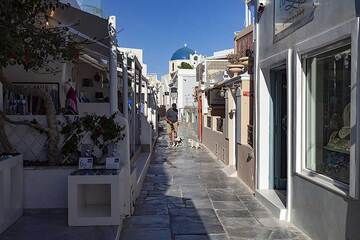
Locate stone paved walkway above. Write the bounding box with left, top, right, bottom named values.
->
left=120, top=123, right=310, bottom=240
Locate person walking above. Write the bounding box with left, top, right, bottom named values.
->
left=165, top=103, right=179, bottom=147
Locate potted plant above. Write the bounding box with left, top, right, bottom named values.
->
left=227, top=53, right=247, bottom=77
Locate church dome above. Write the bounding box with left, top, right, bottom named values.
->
left=171, top=45, right=195, bottom=61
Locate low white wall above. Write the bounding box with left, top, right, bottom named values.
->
left=22, top=115, right=131, bottom=213
left=140, top=115, right=152, bottom=148
left=23, top=167, right=75, bottom=209
left=78, top=103, right=110, bottom=116
left=0, top=154, right=23, bottom=234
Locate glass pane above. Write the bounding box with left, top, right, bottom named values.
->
left=306, top=45, right=351, bottom=184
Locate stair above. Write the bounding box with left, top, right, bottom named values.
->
left=255, top=189, right=287, bottom=220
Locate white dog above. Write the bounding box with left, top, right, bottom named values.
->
left=188, top=139, right=200, bottom=149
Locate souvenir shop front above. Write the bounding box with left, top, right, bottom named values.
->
left=1, top=57, right=111, bottom=117
left=255, top=1, right=360, bottom=239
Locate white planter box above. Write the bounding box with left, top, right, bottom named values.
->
left=0, top=154, right=23, bottom=234
left=68, top=170, right=127, bottom=226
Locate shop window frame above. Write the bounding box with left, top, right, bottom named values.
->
left=299, top=38, right=355, bottom=197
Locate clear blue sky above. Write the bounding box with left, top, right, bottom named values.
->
left=103, top=0, right=245, bottom=76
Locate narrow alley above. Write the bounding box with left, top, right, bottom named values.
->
left=120, top=123, right=309, bottom=240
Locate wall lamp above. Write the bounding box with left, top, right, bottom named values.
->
left=219, top=88, right=226, bottom=98
left=256, top=2, right=266, bottom=22
left=257, top=3, right=265, bottom=15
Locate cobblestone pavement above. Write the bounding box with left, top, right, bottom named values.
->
left=120, top=123, right=310, bottom=240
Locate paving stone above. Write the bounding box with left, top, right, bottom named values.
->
left=172, top=216, right=225, bottom=235
left=212, top=201, right=246, bottom=210
left=257, top=217, right=288, bottom=228
left=181, top=184, right=206, bottom=192
left=121, top=229, right=171, bottom=240
left=185, top=199, right=213, bottom=209
left=243, top=201, right=267, bottom=212
left=250, top=209, right=273, bottom=218
left=208, top=189, right=239, bottom=201
left=123, top=215, right=170, bottom=229
left=175, top=234, right=229, bottom=240
left=182, top=190, right=209, bottom=199
left=208, top=234, right=230, bottom=240
left=226, top=226, right=272, bottom=239
left=205, top=182, right=233, bottom=189
left=133, top=203, right=169, bottom=215
left=119, top=124, right=309, bottom=240
left=175, top=235, right=209, bottom=240
left=0, top=214, right=118, bottom=240
left=216, top=210, right=252, bottom=218
left=169, top=208, right=218, bottom=218
left=219, top=217, right=260, bottom=229
left=268, top=228, right=303, bottom=240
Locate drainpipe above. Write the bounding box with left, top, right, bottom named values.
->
left=109, top=16, right=118, bottom=114
left=287, top=49, right=294, bottom=222
left=122, top=53, right=129, bottom=120
left=254, top=1, right=260, bottom=191
left=144, top=80, right=148, bottom=118
left=131, top=57, right=136, bottom=151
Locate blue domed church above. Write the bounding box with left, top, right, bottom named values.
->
left=162, top=45, right=204, bottom=123
left=168, top=44, right=204, bottom=74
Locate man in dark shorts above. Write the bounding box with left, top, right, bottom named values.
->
left=165, top=103, right=179, bottom=147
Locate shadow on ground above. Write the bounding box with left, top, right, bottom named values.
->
left=0, top=209, right=117, bottom=240
left=120, top=122, right=310, bottom=240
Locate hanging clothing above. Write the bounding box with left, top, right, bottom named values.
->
left=66, top=86, right=78, bottom=114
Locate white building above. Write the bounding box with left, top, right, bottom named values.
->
left=254, top=0, right=360, bottom=239
left=170, top=69, right=197, bottom=122
left=119, top=47, right=148, bottom=76
left=166, top=45, right=205, bottom=122
left=159, top=74, right=171, bottom=110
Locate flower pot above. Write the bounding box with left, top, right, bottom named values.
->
left=227, top=64, right=244, bottom=77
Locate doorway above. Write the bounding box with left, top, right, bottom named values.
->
left=271, top=67, right=288, bottom=202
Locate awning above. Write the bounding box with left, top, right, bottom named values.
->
left=52, top=4, right=111, bottom=58
left=204, top=76, right=242, bottom=92
left=79, top=54, right=107, bottom=71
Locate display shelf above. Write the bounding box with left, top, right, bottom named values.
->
left=68, top=169, right=125, bottom=226
left=323, top=146, right=350, bottom=155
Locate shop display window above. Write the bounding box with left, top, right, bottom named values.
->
left=3, top=82, right=60, bottom=115
left=305, top=44, right=351, bottom=184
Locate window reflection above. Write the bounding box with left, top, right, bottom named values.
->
left=306, top=44, right=351, bottom=184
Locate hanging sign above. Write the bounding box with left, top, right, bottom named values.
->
left=274, top=0, right=315, bottom=41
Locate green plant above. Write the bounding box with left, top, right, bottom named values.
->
left=178, top=62, right=193, bottom=69
left=61, top=113, right=126, bottom=165
left=227, top=53, right=244, bottom=64
left=0, top=0, right=82, bottom=163
left=0, top=0, right=81, bottom=71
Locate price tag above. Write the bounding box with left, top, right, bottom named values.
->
left=78, top=157, right=93, bottom=169
left=106, top=157, right=120, bottom=170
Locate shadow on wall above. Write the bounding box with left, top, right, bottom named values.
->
left=346, top=198, right=360, bottom=239
left=346, top=125, right=360, bottom=239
